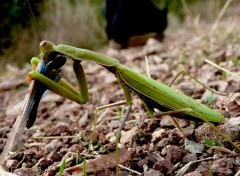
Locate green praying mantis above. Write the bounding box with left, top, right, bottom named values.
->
left=1, top=40, right=239, bottom=166
left=26, top=40, right=239, bottom=151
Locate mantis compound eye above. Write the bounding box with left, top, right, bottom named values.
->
left=39, top=41, right=55, bottom=53
left=40, top=40, right=48, bottom=48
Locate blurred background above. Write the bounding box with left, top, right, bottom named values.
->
left=0, top=0, right=239, bottom=68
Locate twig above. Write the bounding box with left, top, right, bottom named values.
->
left=176, top=157, right=213, bottom=176
left=119, top=164, right=141, bottom=175
left=211, top=0, right=233, bottom=34
left=181, top=0, right=194, bottom=25
left=32, top=135, right=81, bottom=140
left=211, top=146, right=237, bottom=155
left=145, top=56, right=151, bottom=78
left=235, top=169, right=240, bottom=176
left=205, top=59, right=240, bottom=80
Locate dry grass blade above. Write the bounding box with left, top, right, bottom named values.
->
left=235, top=169, right=240, bottom=176
left=175, top=157, right=213, bottom=176
left=211, top=0, right=233, bottom=34
left=145, top=56, right=151, bottom=78
left=205, top=59, right=240, bottom=80
left=64, top=148, right=133, bottom=176
left=181, top=0, right=194, bottom=25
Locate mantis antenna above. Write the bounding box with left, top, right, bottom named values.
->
left=27, top=0, right=44, bottom=41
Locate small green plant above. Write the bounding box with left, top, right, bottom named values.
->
left=75, top=152, right=81, bottom=165
left=83, top=155, right=87, bottom=176
left=213, top=137, right=222, bottom=147
left=232, top=55, right=239, bottom=67
left=221, top=71, right=227, bottom=80
left=190, top=120, right=196, bottom=126
left=59, top=159, right=66, bottom=176
left=205, top=92, right=218, bottom=106
left=181, top=52, right=188, bottom=65
left=204, top=137, right=222, bottom=147
left=209, top=163, right=214, bottom=176
left=22, top=163, right=27, bottom=169
left=88, top=143, right=93, bottom=153
left=131, top=121, right=136, bottom=128
left=204, top=138, right=214, bottom=147
left=115, top=107, right=123, bottom=117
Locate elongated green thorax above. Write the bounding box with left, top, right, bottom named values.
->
left=54, top=44, right=119, bottom=66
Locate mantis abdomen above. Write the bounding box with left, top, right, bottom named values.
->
left=117, top=64, right=224, bottom=123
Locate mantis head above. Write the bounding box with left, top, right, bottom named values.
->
left=39, top=40, right=67, bottom=73
left=39, top=40, right=55, bottom=59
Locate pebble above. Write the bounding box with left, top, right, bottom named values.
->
left=182, top=153, right=197, bottom=164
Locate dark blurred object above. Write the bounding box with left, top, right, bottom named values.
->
left=0, top=0, right=43, bottom=53
left=103, top=0, right=168, bottom=49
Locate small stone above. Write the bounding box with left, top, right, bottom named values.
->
left=68, top=144, right=83, bottom=153
left=44, top=139, right=63, bottom=154
left=144, top=169, right=164, bottom=176
left=168, top=129, right=182, bottom=144
left=38, top=158, right=53, bottom=170
left=182, top=125, right=195, bottom=138
left=47, top=151, right=63, bottom=161
left=195, top=121, right=240, bottom=144
left=120, top=126, right=138, bottom=144
left=153, top=159, right=175, bottom=175
left=213, top=154, right=224, bottom=160
left=146, top=120, right=159, bottom=132
left=182, top=153, right=197, bottom=164
left=165, top=145, right=183, bottom=163
left=151, top=128, right=167, bottom=143
left=106, top=132, right=116, bottom=143
left=149, top=143, right=155, bottom=152
left=196, top=161, right=209, bottom=172
left=48, top=122, right=70, bottom=136
left=212, top=158, right=234, bottom=175
left=5, top=159, right=18, bottom=169
left=14, top=168, right=41, bottom=176
left=160, top=116, right=175, bottom=127
left=157, top=138, right=168, bottom=148
left=184, top=171, right=202, bottom=176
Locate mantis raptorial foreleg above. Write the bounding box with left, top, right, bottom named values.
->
left=28, top=59, right=89, bottom=104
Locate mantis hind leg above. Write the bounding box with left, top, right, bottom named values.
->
left=154, top=108, right=193, bottom=139
left=169, top=70, right=227, bottom=96
left=168, top=71, right=240, bottom=150
left=164, top=70, right=225, bottom=139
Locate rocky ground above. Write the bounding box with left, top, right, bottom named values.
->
left=1, top=9, right=240, bottom=176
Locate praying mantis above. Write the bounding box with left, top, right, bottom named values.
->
left=1, top=40, right=239, bottom=166
left=26, top=40, right=239, bottom=151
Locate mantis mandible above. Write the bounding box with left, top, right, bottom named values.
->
left=26, top=40, right=239, bottom=151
